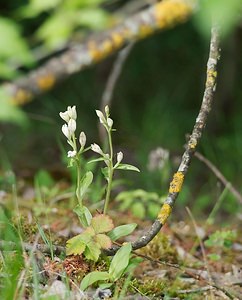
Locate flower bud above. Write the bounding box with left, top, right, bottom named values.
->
left=67, top=150, right=77, bottom=158
left=68, top=119, right=76, bottom=134
left=91, top=143, right=103, bottom=155
left=62, top=124, right=71, bottom=140
left=95, top=110, right=105, bottom=124
left=107, top=118, right=113, bottom=128
left=67, top=106, right=77, bottom=120
left=117, top=151, right=123, bottom=164
left=79, top=132, right=86, bottom=148
left=105, top=105, right=109, bottom=116
left=59, top=111, right=70, bottom=123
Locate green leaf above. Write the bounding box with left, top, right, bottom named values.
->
left=66, top=229, right=94, bottom=255
left=95, top=234, right=112, bottom=249
left=18, top=0, right=62, bottom=18
left=115, top=164, right=140, bottom=172
left=80, top=271, right=109, bottom=291
left=91, top=214, right=114, bottom=234
left=84, top=241, right=101, bottom=261
left=66, top=235, right=86, bottom=256
left=88, top=157, right=106, bottom=164
left=0, top=18, right=33, bottom=65
left=147, top=203, right=160, bottom=219
left=108, top=224, right=137, bottom=241
left=131, top=202, right=145, bottom=219
left=79, top=171, right=93, bottom=201
left=207, top=253, right=221, bottom=261
left=76, top=8, right=109, bottom=30
left=109, top=243, right=132, bottom=281
left=101, top=167, right=109, bottom=181
left=74, top=205, right=92, bottom=227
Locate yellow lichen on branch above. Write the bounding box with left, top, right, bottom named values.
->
left=169, top=172, right=184, bottom=193
left=37, top=74, right=56, bottom=90
left=206, top=70, right=217, bottom=87
left=158, top=203, right=172, bottom=224
left=154, top=0, right=192, bottom=29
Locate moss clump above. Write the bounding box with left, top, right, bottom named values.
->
left=139, top=232, right=178, bottom=263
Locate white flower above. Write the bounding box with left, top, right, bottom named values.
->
left=67, top=106, right=77, bottom=120
left=79, top=132, right=86, bottom=148
left=59, top=111, right=70, bottom=123
left=62, top=124, right=71, bottom=140
left=95, top=110, right=106, bottom=124
left=68, top=119, right=76, bottom=134
left=107, top=118, right=113, bottom=128
left=67, top=150, right=77, bottom=158
left=105, top=105, right=109, bottom=116
left=117, top=151, right=123, bottom=164
left=91, top=143, right=103, bottom=155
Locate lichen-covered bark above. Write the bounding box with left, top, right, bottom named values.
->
left=3, top=0, right=193, bottom=105
left=106, top=24, right=221, bottom=256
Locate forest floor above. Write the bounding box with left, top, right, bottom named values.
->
left=0, top=178, right=242, bottom=300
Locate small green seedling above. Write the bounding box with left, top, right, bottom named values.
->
left=80, top=242, right=142, bottom=291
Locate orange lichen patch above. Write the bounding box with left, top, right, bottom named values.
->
left=37, top=74, right=56, bottom=91
left=154, top=0, right=192, bottom=29
left=100, top=40, right=114, bottom=56
left=138, top=24, right=154, bottom=38
left=111, top=32, right=124, bottom=48
left=88, top=41, right=103, bottom=61
left=13, top=89, right=33, bottom=105
left=206, top=70, right=217, bottom=87
left=158, top=203, right=172, bottom=224
left=169, top=172, right=184, bottom=193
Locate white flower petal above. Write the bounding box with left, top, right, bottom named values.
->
left=68, top=119, right=76, bottom=134
left=62, top=124, right=71, bottom=139
left=79, top=132, right=86, bottom=148
left=91, top=143, right=103, bottom=155
left=107, top=118, right=113, bottom=128
left=59, top=111, right=70, bottom=123
left=95, top=110, right=105, bottom=124
left=67, top=150, right=77, bottom=158
left=117, top=151, right=123, bottom=164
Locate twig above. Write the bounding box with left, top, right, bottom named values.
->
left=0, top=240, right=65, bottom=255
left=105, top=23, right=221, bottom=255
left=195, top=151, right=242, bottom=204
left=99, top=42, right=134, bottom=141
left=3, top=0, right=194, bottom=105
left=177, top=286, right=213, bottom=294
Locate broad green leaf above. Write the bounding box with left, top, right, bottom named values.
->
left=80, top=271, right=109, bottom=291
left=66, top=236, right=86, bottom=256
left=19, top=0, right=62, bottom=17
left=0, top=18, right=33, bottom=64
left=108, top=224, right=137, bottom=241
left=74, top=205, right=92, bottom=228
left=109, top=243, right=132, bottom=281
left=66, top=229, right=94, bottom=255
left=131, top=202, right=145, bottom=219
left=95, top=234, right=112, bottom=249
left=125, top=257, right=143, bottom=273
left=91, top=214, right=114, bottom=234
left=35, top=169, right=54, bottom=188
left=36, top=11, right=75, bottom=49
left=76, top=8, right=109, bottom=30
left=79, top=171, right=93, bottom=201
left=84, top=241, right=101, bottom=261
left=115, top=164, right=140, bottom=172
left=101, top=167, right=109, bottom=181
left=147, top=203, right=160, bottom=219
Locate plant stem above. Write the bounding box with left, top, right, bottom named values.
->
left=103, top=129, right=114, bottom=214
left=76, top=158, right=82, bottom=207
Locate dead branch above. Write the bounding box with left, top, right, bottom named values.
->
left=3, top=0, right=193, bottom=105
left=105, top=23, right=221, bottom=255
left=195, top=151, right=242, bottom=204
left=0, top=240, right=65, bottom=255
